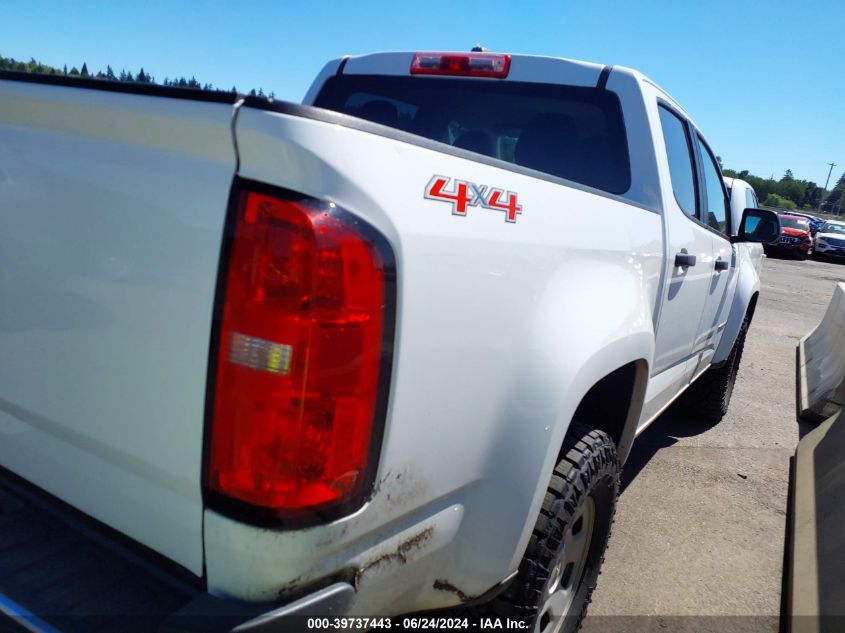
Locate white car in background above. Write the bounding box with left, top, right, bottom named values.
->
left=724, top=177, right=765, bottom=272
left=814, top=220, right=845, bottom=261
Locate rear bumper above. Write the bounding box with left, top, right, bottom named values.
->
left=2, top=584, right=353, bottom=633
left=157, top=583, right=354, bottom=633
left=0, top=467, right=352, bottom=633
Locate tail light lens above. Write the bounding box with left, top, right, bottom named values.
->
left=207, top=184, right=394, bottom=519
left=410, top=52, right=511, bottom=78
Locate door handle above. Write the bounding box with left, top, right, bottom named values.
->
left=715, top=258, right=729, bottom=271
left=674, top=252, right=697, bottom=267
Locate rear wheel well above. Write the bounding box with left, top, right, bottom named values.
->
left=746, top=292, right=759, bottom=324
left=571, top=361, right=642, bottom=450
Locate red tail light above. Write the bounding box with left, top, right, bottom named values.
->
left=410, top=52, right=511, bottom=78
left=207, top=183, right=394, bottom=520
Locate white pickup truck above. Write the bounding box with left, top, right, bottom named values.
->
left=0, top=51, right=779, bottom=632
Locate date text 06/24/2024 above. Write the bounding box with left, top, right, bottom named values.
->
left=306, top=616, right=530, bottom=629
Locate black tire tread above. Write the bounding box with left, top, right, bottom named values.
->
left=683, top=318, right=749, bottom=422
left=477, top=423, right=619, bottom=632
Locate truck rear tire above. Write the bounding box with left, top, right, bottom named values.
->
left=683, top=318, right=748, bottom=423
left=480, top=423, right=619, bottom=633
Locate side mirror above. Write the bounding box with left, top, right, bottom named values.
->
left=734, top=208, right=780, bottom=244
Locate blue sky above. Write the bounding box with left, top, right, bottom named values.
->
left=2, top=0, right=843, bottom=186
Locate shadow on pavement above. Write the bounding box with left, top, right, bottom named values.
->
left=624, top=345, right=819, bottom=491
left=795, top=346, right=825, bottom=441
left=620, top=401, right=720, bottom=493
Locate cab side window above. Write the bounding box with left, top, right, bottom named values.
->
left=696, top=136, right=729, bottom=235
left=658, top=106, right=697, bottom=217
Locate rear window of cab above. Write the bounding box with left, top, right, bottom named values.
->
left=314, top=75, right=632, bottom=196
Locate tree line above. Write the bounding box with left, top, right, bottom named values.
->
left=721, top=167, right=822, bottom=211
left=721, top=164, right=843, bottom=213
left=0, top=54, right=274, bottom=98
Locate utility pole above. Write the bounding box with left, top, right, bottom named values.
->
left=820, top=162, right=836, bottom=212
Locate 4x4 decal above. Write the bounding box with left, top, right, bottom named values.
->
left=424, top=175, right=523, bottom=223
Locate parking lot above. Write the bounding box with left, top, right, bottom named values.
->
left=584, top=254, right=845, bottom=631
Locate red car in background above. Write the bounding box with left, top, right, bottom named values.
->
left=764, top=214, right=813, bottom=260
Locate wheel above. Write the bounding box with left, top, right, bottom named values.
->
left=796, top=250, right=808, bottom=261
left=683, top=318, right=749, bottom=422
left=478, top=423, right=619, bottom=633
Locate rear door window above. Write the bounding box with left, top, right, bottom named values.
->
left=696, top=136, right=729, bottom=236
left=314, top=75, right=631, bottom=195
left=657, top=106, right=698, bottom=217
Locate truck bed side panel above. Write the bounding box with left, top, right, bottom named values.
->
left=0, top=79, right=236, bottom=575
left=202, top=105, right=662, bottom=610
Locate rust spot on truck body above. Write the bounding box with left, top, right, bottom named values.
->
left=276, top=576, right=303, bottom=599
left=353, top=526, right=434, bottom=591
left=432, top=579, right=473, bottom=603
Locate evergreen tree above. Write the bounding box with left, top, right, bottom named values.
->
left=1, top=53, right=274, bottom=97
left=801, top=183, right=822, bottom=209
left=824, top=173, right=845, bottom=208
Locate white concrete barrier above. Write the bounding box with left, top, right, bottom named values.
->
left=798, top=282, right=845, bottom=422
left=787, top=406, right=845, bottom=630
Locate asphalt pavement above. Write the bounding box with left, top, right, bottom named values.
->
left=583, top=254, right=845, bottom=632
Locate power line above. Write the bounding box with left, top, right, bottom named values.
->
left=820, top=162, right=836, bottom=212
